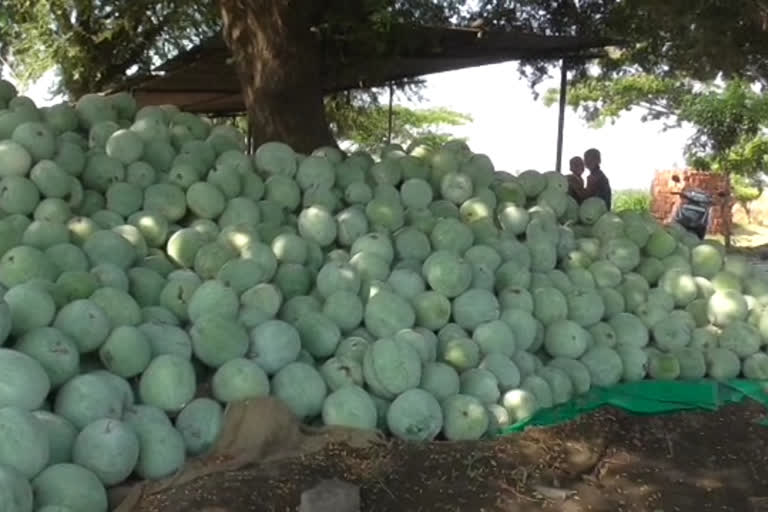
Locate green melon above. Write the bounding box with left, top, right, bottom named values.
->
left=175, top=398, right=224, bottom=456
left=580, top=346, right=623, bottom=388
left=89, top=287, right=141, bottom=327
left=212, top=357, right=270, bottom=402
left=502, top=388, right=538, bottom=423
left=459, top=368, right=500, bottom=404
left=651, top=315, right=692, bottom=352
left=132, top=421, right=186, bottom=481
left=72, top=418, right=139, bottom=485
left=0, top=406, right=50, bottom=478
left=707, top=290, right=748, bottom=327
left=32, top=463, right=108, bottom=512
left=12, top=121, right=56, bottom=161
left=138, top=354, right=196, bottom=413
left=499, top=309, right=538, bottom=352
left=32, top=411, right=77, bottom=465
left=441, top=394, right=489, bottom=441
left=0, top=140, right=33, bottom=178
left=533, top=287, right=568, bottom=326
left=422, top=250, right=472, bottom=298
left=386, top=388, right=443, bottom=441
left=719, top=321, right=761, bottom=358
left=363, top=337, right=422, bottom=399
left=544, top=319, right=590, bottom=359
left=15, top=327, right=80, bottom=387
left=5, top=283, right=56, bottom=336
left=647, top=350, right=680, bottom=380
left=54, top=373, right=123, bottom=429
left=187, top=280, right=239, bottom=322
left=0, top=176, right=41, bottom=215
left=271, top=362, right=327, bottom=419
left=322, top=385, right=377, bottom=430
left=566, top=289, right=605, bottom=327
left=189, top=314, right=249, bottom=368
left=364, top=289, right=415, bottom=338
left=472, top=320, right=516, bottom=357
left=579, top=197, right=607, bottom=225
left=438, top=337, right=481, bottom=372
left=98, top=326, right=152, bottom=378
left=645, top=229, right=677, bottom=259
left=53, top=300, right=111, bottom=353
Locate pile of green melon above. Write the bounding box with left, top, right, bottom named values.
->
left=1, top=77, right=768, bottom=511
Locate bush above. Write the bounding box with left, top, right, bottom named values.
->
left=731, top=175, right=762, bottom=204
left=613, top=190, right=651, bottom=213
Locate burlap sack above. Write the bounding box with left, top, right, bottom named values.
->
left=111, top=397, right=387, bottom=511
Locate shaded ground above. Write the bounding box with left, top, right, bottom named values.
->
left=712, top=222, right=768, bottom=257
left=126, top=401, right=768, bottom=512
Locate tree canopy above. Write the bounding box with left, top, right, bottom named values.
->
left=546, top=75, right=768, bottom=179
left=0, top=0, right=218, bottom=97
left=2, top=0, right=766, bottom=150
left=3, top=0, right=767, bottom=98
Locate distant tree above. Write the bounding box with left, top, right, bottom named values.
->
left=547, top=78, right=768, bottom=178
left=326, top=91, right=471, bottom=153
left=613, top=189, right=651, bottom=214
left=212, top=93, right=471, bottom=155
left=730, top=174, right=764, bottom=223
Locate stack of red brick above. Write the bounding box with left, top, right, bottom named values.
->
left=650, top=169, right=732, bottom=235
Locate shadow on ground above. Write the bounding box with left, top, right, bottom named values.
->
left=119, top=400, right=768, bottom=512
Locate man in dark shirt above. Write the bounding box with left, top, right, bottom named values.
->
left=567, top=156, right=586, bottom=202
left=583, top=148, right=612, bottom=209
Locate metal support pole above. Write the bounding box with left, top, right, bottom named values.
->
left=555, top=59, right=568, bottom=173
left=387, top=82, right=395, bottom=145
left=246, top=116, right=253, bottom=154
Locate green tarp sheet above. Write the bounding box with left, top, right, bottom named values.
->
left=500, top=379, right=768, bottom=436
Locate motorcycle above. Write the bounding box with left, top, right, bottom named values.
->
left=670, top=187, right=717, bottom=239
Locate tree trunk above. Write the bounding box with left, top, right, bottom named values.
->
left=218, top=0, right=337, bottom=153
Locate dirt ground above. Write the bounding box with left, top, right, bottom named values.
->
left=712, top=222, right=768, bottom=256
left=123, top=400, right=768, bottom=512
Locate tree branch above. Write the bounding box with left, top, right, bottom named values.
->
left=97, top=10, right=179, bottom=88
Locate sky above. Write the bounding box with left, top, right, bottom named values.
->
left=412, top=62, right=695, bottom=191
left=8, top=62, right=695, bottom=192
